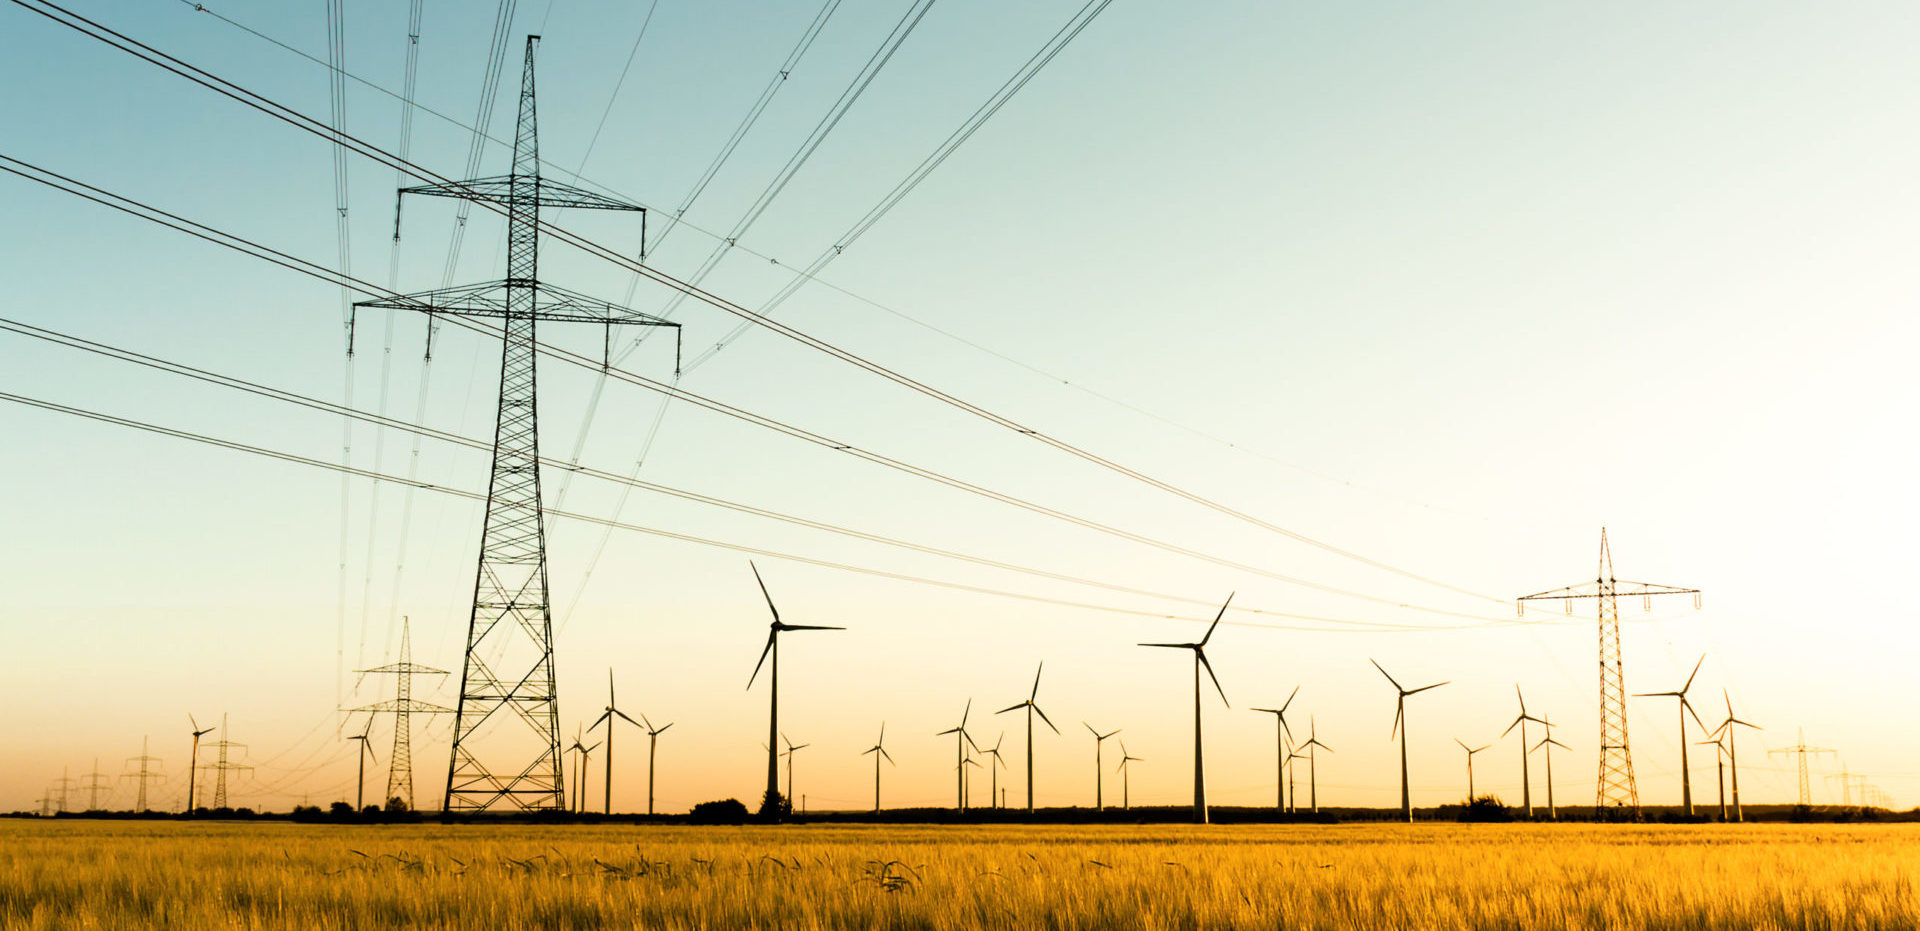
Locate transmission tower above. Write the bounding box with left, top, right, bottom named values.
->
left=52, top=767, right=77, bottom=813
left=123, top=736, right=165, bottom=811
left=352, top=617, right=451, bottom=809
left=81, top=758, right=111, bottom=811
left=354, top=36, right=678, bottom=811
left=204, top=714, right=253, bottom=809
left=1770, top=728, right=1834, bottom=806
left=1518, top=529, right=1700, bottom=814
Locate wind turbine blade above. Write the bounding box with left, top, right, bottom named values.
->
left=1683, top=654, right=1705, bottom=694
left=1280, top=684, right=1300, bottom=714
left=613, top=709, right=641, bottom=727
left=1199, top=592, right=1234, bottom=647
left=1031, top=662, right=1044, bottom=702
left=1391, top=700, right=1403, bottom=741
left=1685, top=699, right=1708, bottom=732
left=783, top=624, right=844, bottom=631
left=936, top=727, right=961, bottom=737
left=189, top=713, right=201, bottom=732
left=1501, top=715, right=1521, bottom=738
left=591, top=710, right=612, bottom=730
left=1138, top=642, right=1189, bottom=649
left=749, top=561, right=780, bottom=624
left=656, top=723, right=674, bottom=735
left=1370, top=658, right=1402, bottom=691
left=1455, top=737, right=1469, bottom=752
left=1198, top=650, right=1229, bottom=707
left=881, top=747, right=894, bottom=765
left=995, top=703, right=1025, bottom=715
left=747, top=632, right=776, bottom=689
left=1407, top=681, right=1448, bottom=696
left=608, top=668, right=615, bottom=705
left=965, top=731, right=982, bottom=752
left=1033, top=704, right=1060, bottom=734
left=960, top=699, right=972, bottom=728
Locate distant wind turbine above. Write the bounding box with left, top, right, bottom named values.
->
left=1530, top=715, right=1568, bottom=820
left=1698, top=733, right=1729, bottom=821
left=1501, top=686, right=1546, bottom=817
left=980, top=733, right=1008, bottom=809
left=936, top=700, right=980, bottom=811
left=1083, top=722, right=1121, bottom=810
left=1372, top=658, right=1448, bottom=822
left=1115, top=741, right=1142, bottom=810
left=1454, top=738, right=1489, bottom=801
left=1634, top=654, right=1707, bottom=816
left=641, top=713, right=673, bottom=816
left=779, top=732, right=810, bottom=807
left=1251, top=685, right=1301, bottom=814
left=1711, top=689, right=1761, bottom=822
left=746, top=562, right=842, bottom=813
left=566, top=727, right=600, bottom=815
left=1140, top=594, right=1234, bottom=824
left=1300, top=717, right=1332, bottom=813
left=347, top=718, right=376, bottom=811
left=995, top=662, right=1059, bottom=813
left=589, top=668, right=645, bottom=814
left=861, top=722, right=893, bottom=813
left=185, top=714, right=214, bottom=814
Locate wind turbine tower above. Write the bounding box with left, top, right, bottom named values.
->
left=1300, top=717, right=1332, bottom=814
left=936, top=700, right=979, bottom=811
left=354, top=37, right=679, bottom=812
left=861, top=723, right=893, bottom=813
left=1501, top=686, right=1545, bottom=817
left=1083, top=722, right=1120, bottom=810
left=1517, top=529, right=1700, bottom=815
left=995, top=662, right=1060, bottom=813
left=185, top=715, right=214, bottom=813
left=589, top=669, right=645, bottom=814
left=353, top=618, right=450, bottom=810
left=1252, top=686, right=1300, bottom=814
left=779, top=733, right=810, bottom=807
left=1372, top=659, right=1448, bottom=822
left=745, top=562, right=841, bottom=815
left=1531, top=715, right=1568, bottom=821
left=1139, top=595, right=1234, bottom=823
left=981, top=733, right=1008, bottom=809
left=347, top=718, right=377, bottom=810
left=1711, top=690, right=1761, bottom=821
left=1114, top=742, right=1142, bottom=810
left=641, top=714, right=673, bottom=816
left=1768, top=728, right=1833, bottom=807
left=1454, top=739, right=1489, bottom=801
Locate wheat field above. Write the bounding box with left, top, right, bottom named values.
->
left=2, top=819, right=1914, bottom=929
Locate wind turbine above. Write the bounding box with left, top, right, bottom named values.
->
left=566, top=727, right=600, bottom=815
left=861, top=723, right=893, bottom=813
left=1140, top=594, right=1234, bottom=824
left=347, top=718, right=376, bottom=811
left=1530, top=715, right=1568, bottom=820
left=779, top=732, right=810, bottom=809
left=1115, top=741, right=1142, bottom=810
left=1634, top=654, right=1707, bottom=816
left=1300, top=717, right=1332, bottom=813
left=935, top=700, right=980, bottom=811
left=640, top=714, right=673, bottom=817
left=1501, top=686, right=1545, bottom=817
left=1251, top=685, right=1301, bottom=814
left=995, top=662, right=1059, bottom=813
left=589, top=668, right=645, bottom=814
left=1083, top=722, right=1121, bottom=810
left=1286, top=750, right=1309, bottom=812
left=980, top=733, right=1008, bottom=809
left=1698, top=733, right=1729, bottom=821
left=1711, top=689, right=1761, bottom=822
left=746, top=562, right=842, bottom=814
left=185, top=714, right=214, bottom=814
left=1372, top=658, right=1449, bottom=822
left=1454, top=738, right=1489, bottom=802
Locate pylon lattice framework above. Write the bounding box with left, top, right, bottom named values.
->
left=353, top=618, right=450, bottom=809
left=1518, top=529, right=1700, bottom=813
left=354, top=36, right=678, bottom=811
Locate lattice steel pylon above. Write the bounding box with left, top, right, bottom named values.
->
left=1518, top=529, right=1700, bottom=815
left=353, top=618, right=450, bottom=810
left=1770, top=728, right=1834, bottom=806
left=354, top=36, right=677, bottom=812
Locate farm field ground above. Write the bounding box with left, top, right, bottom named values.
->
left=2, top=819, right=1915, bottom=929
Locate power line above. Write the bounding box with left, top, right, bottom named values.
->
left=0, top=148, right=1510, bottom=624
left=0, top=314, right=1484, bottom=635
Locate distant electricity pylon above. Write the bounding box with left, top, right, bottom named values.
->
left=204, top=714, right=252, bottom=809
left=123, top=736, right=165, bottom=812
left=354, top=37, right=678, bottom=811
left=1769, top=728, right=1834, bottom=806
left=1518, top=529, right=1700, bottom=815
left=52, top=767, right=76, bottom=813
left=352, top=618, right=450, bottom=810
left=80, top=759, right=111, bottom=811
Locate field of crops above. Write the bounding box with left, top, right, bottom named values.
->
left=2, top=819, right=1915, bottom=929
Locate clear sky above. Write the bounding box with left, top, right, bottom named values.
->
left=2, top=0, right=1916, bottom=814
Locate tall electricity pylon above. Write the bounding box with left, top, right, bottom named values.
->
left=81, top=759, right=111, bottom=811
left=204, top=714, right=252, bottom=809
left=1518, top=529, right=1699, bottom=815
left=1769, top=728, right=1833, bottom=806
left=353, top=617, right=450, bottom=810
left=354, top=36, right=678, bottom=811
left=124, top=736, right=165, bottom=811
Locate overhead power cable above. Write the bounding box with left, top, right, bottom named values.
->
left=0, top=388, right=1507, bottom=636
left=17, top=0, right=1508, bottom=605
left=324, top=0, right=356, bottom=722
left=0, top=149, right=1511, bottom=624
left=0, top=315, right=1485, bottom=635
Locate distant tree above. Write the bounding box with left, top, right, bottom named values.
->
left=385, top=797, right=409, bottom=814
left=690, top=798, right=750, bottom=825
left=756, top=790, right=790, bottom=822
left=328, top=801, right=354, bottom=817
left=1459, top=796, right=1512, bottom=822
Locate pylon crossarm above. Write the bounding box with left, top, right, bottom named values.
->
left=1518, top=581, right=1700, bottom=602
left=355, top=280, right=679, bottom=328
left=399, top=175, right=643, bottom=212
left=351, top=699, right=454, bottom=714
